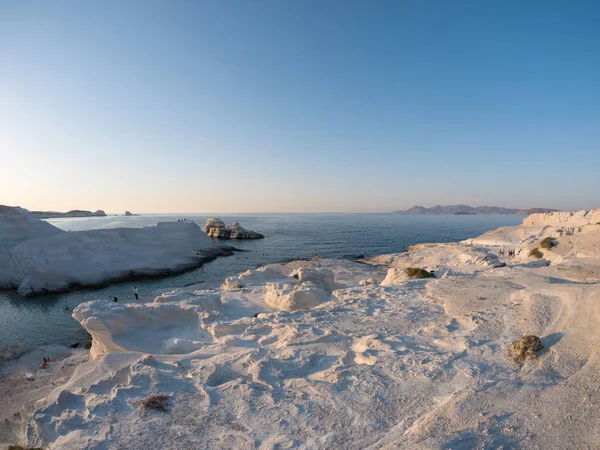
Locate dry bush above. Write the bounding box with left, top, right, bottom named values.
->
left=508, top=335, right=544, bottom=363
left=529, top=248, right=543, bottom=259
left=406, top=267, right=435, bottom=278
left=539, top=237, right=555, bottom=249
left=142, top=394, right=170, bottom=412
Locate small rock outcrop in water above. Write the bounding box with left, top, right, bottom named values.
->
left=205, top=218, right=264, bottom=239
left=125, top=211, right=134, bottom=216
left=508, top=335, right=544, bottom=363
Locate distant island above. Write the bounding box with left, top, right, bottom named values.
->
left=32, top=209, right=107, bottom=219
left=395, top=205, right=559, bottom=215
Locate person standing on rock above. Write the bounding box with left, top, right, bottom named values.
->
left=134, top=286, right=138, bottom=300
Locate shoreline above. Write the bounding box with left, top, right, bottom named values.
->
left=2, top=210, right=600, bottom=448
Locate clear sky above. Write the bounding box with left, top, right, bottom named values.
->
left=1, top=0, right=598, bottom=213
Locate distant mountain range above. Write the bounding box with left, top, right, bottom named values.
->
left=395, top=205, right=559, bottom=215
left=32, top=209, right=107, bottom=219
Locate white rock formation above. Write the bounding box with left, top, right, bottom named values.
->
left=380, top=267, right=409, bottom=285
left=359, top=277, right=379, bottom=286
left=290, top=267, right=338, bottom=291
left=7, top=210, right=600, bottom=450
left=73, top=298, right=220, bottom=360
left=523, top=208, right=600, bottom=227
left=364, top=244, right=503, bottom=278
left=264, top=281, right=330, bottom=311
left=205, top=218, right=264, bottom=239
left=152, top=288, right=222, bottom=308
left=0, top=205, right=64, bottom=249
left=0, top=219, right=232, bottom=296
left=204, top=217, right=225, bottom=231
left=221, top=266, right=290, bottom=290
left=464, top=209, right=600, bottom=247
left=455, top=249, right=505, bottom=267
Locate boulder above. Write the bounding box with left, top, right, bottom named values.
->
left=455, top=251, right=505, bottom=268
left=359, top=278, right=379, bottom=286
left=228, top=222, right=264, bottom=239
left=380, top=268, right=409, bottom=286
left=264, top=282, right=330, bottom=311
left=290, top=267, right=338, bottom=291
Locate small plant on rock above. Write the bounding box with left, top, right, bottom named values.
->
left=406, top=267, right=435, bottom=278
left=508, top=335, right=544, bottom=364
left=84, top=341, right=92, bottom=350
left=528, top=248, right=543, bottom=259
left=539, top=237, right=555, bottom=249
left=142, top=394, right=170, bottom=412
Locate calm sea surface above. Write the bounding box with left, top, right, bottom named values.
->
left=0, top=213, right=522, bottom=354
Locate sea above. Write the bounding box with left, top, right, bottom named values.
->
left=0, top=213, right=523, bottom=355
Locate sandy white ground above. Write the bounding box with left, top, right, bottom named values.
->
left=0, top=206, right=234, bottom=296
left=2, top=210, right=600, bottom=449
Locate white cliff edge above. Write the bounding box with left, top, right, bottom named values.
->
left=0, top=206, right=235, bottom=297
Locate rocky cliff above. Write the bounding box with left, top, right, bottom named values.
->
left=396, top=204, right=559, bottom=215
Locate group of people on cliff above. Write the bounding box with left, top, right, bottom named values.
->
left=499, top=248, right=520, bottom=260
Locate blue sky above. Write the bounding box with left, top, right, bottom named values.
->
left=1, top=0, right=598, bottom=213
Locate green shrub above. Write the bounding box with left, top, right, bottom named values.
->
left=406, top=267, right=435, bottom=278
left=84, top=341, right=92, bottom=350
left=539, top=237, right=555, bottom=249
left=529, top=248, right=543, bottom=259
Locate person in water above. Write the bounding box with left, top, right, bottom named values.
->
left=133, top=287, right=138, bottom=300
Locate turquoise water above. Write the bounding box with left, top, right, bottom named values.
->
left=0, top=213, right=522, bottom=354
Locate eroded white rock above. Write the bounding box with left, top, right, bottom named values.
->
left=73, top=299, right=220, bottom=360
left=153, top=288, right=222, bottom=309
left=290, top=267, right=338, bottom=291
left=264, top=282, right=330, bottom=311
left=359, top=278, right=379, bottom=286
left=380, top=268, right=409, bottom=286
